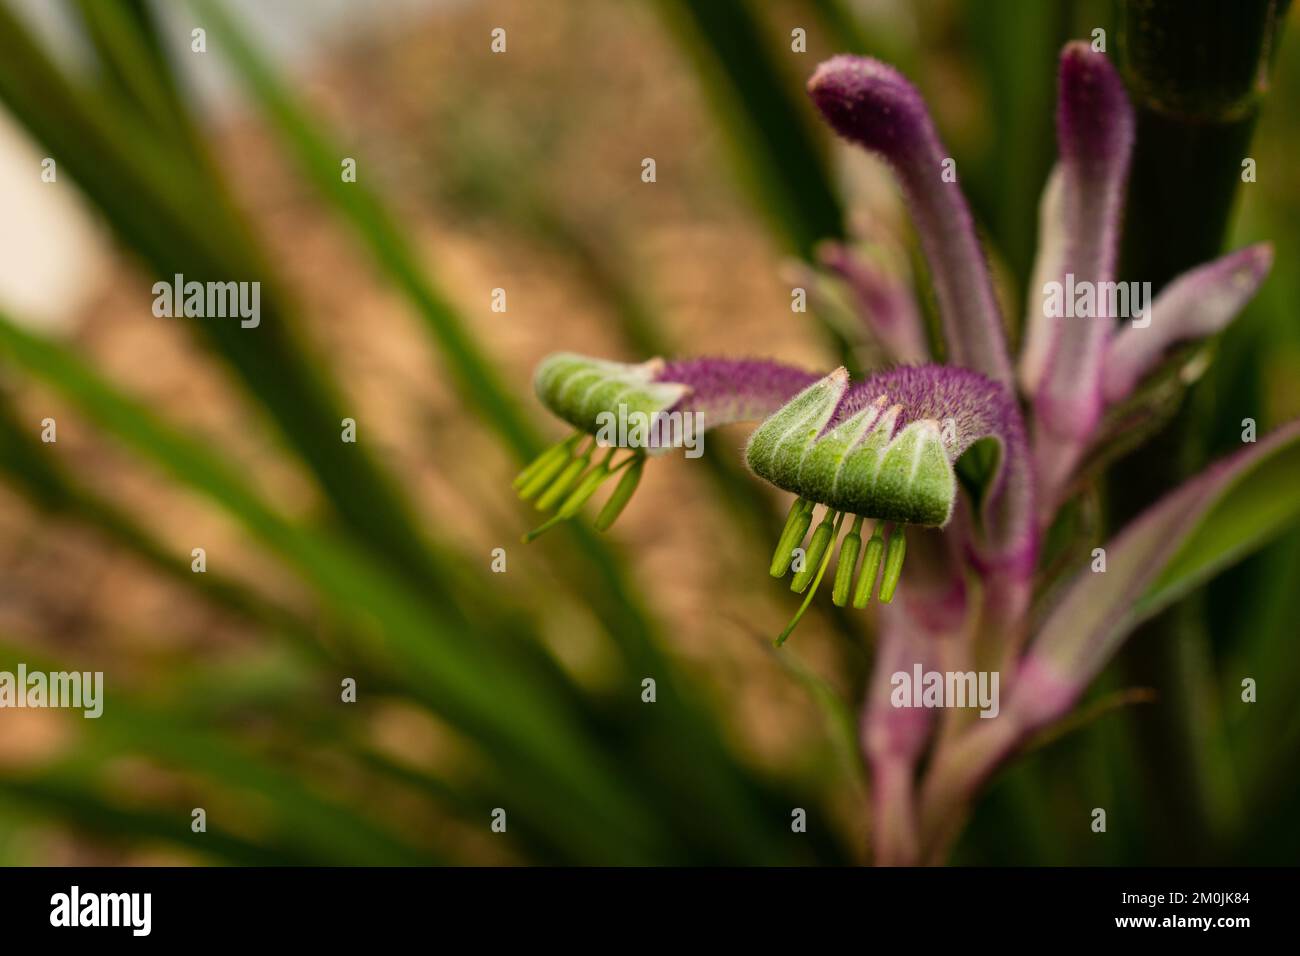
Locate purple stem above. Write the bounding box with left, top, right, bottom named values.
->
left=655, top=357, right=820, bottom=427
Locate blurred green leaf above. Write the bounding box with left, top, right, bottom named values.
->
left=192, top=0, right=538, bottom=461
left=0, top=777, right=297, bottom=866
left=0, top=0, right=458, bottom=604
left=964, top=0, right=1065, bottom=285
left=0, top=636, right=440, bottom=865
left=0, top=311, right=683, bottom=863
left=1034, top=421, right=1300, bottom=679
left=1137, top=434, right=1300, bottom=616
left=0, top=397, right=321, bottom=649
left=656, top=0, right=844, bottom=259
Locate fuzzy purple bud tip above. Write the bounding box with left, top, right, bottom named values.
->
left=807, top=55, right=932, bottom=162
left=1057, top=42, right=1134, bottom=178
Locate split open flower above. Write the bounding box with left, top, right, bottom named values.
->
left=517, top=351, right=822, bottom=540
left=513, top=42, right=1298, bottom=865
left=514, top=353, right=684, bottom=540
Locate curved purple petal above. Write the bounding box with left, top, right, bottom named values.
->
left=1102, top=244, right=1273, bottom=404
left=808, top=55, right=1012, bottom=385
left=1031, top=44, right=1135, bottom=491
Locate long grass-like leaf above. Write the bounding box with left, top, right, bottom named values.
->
left=0, top=2, right=458, bottom=604
left=0, top=778, right=301, bottom=866
left=192, top=0, right=538, bottom=460
left=656, top=0, right=843, bottom=258
left=0, top=636, right=440, bottom=865
left=0, top=313, right=681, bottom=863
left=0, top=398, right=320, bottom=648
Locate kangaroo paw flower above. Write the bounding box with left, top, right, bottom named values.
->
left=517, top=353, right=694, bottom=539
left=521, top=352, right=820, bottom=538
left=746, top=364, right=1031, bottom=643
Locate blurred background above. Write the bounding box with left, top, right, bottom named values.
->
left=0, top=0, right=1296, bottom=865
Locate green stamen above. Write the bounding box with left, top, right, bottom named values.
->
left=513, top=433, right=580, bottom=490
left=852, top=521, right=886, bottom=608
left=775, top=511, right=844, bottom=647
left=878, top=525, right=907, bottom=603
left=594, top=453, right=646, bottom=531
left=534, top=442, right=591, bottom=511
left=517, top=437, right=581, bottom=501
left=769, top=498, right=813, bottom=578
left=558, top=448, right=617, bottom=515
left=524, top=450, right=635, bottom=542
left=831, top=515, right=864, bottom=607
left=791, top=509, right=837, bottom=594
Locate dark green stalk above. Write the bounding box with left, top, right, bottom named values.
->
left=965, top=0, right=1069, bottom=286
left=1110, top=0, right=1288, bottom=862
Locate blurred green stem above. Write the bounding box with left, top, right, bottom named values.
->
left=655, top=0, right=843, bottom=259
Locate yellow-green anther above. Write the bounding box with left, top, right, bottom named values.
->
left=775, top=511, right=844, bottom=647
left=517, top=443, right=576, bottom=501
left=791, top=510, right=837, bottom=594
left=535, top=453, right=589, bottom=511
left=513, top=434, right=579, bottom=490
left=878, top=526, right=907, bottom=604
left=853, top=522, right=886, bottom=608
left=557, top=460, right=613, bottom=520
left=770, top=498, right=813, bottom=578
left=779, top=497, right=806, bottom=532
left=832, top=516, right=864, bottom=607
left=594, top=454, right=645, bottom=531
